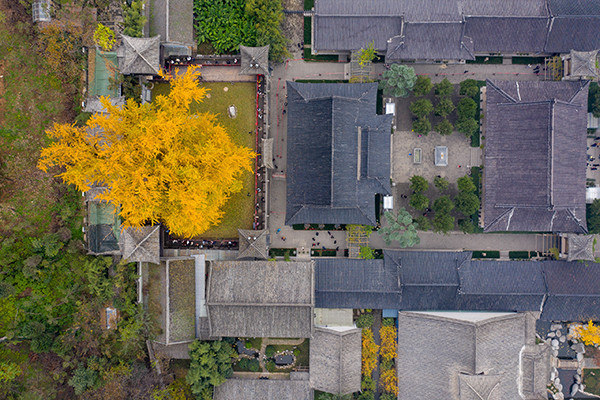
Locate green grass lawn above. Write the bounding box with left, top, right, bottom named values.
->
left=585, top=369, right=600, bottom=395
left=153, top=80, right=256, bottom=239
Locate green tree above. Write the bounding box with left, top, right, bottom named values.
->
left=459, top=219, right=475, bottom=233
left=409, top=175, right=428, bottom=193
left=456, top=118, right=479, bottom=137
left=414, top=215, right=431, bottom=231
left=590, top=82, right=600, bottom=118
left=434, top=78, right=453, bottom=98
left=378, top=209, right=420, bottom=247
left=362, top=376, right=376, bottom=391
left=587, top=199, right=600, bottom=233
left=68, top=365, right=98, bottom=395
left=457, top=175, right=476, bottom=193
left=433, top=196, right=454, bottom=214
left=460, top=79, right=480, bottom=98
left=412, top=118, right=431, bottom=135
left=455, top=192, right=480, bottom=216
left=122, top=0, right=147, bottom=38
left=247, top=359, right=260, bottom=372
left=357, top=41, right=378, bottom=67
left=356, top=313, right=374, bottom=328
left=265, top=345, right=276, bottom=357
left=409, top=193, right=429, bottom=211
left=435, top=97, right=455, bottom=117
left=413, top=75, right=433, bottom=97
left=246, top=0, right=290, bottom=62
left=359, top=246, right=376, bottom=259
left=433, top=213, right=455, bottom=234
left=187, top=340, right=235, bottom=399
left=435, top=119, right=453, bottom=136
left=456, top=97, right=477, bottom=120
left=379, top=64, right=417, bottom=98
left=409, top=99, right=434, bottom=119
left=434, top=176, right=449, bottom=192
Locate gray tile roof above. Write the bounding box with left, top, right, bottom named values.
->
left=566, top=234, right=596, bottom=261
left=206, top=261, right=314, bottom=338
left=465, top=17, right=548, bottom=53
left=461, top=0, right=548, bottom=17
left=118, top=35, right=160, bottom=75
left=397, top=312, right=548, bottom=400
left=386, top=23, right=475, bottom=62
left=150, top=0, right=194, bottom=45
left=387, top=250, right=471, bottom=310
left=314, top=258, right=400, bottom=309
left=213, top=379, right=312, bottom=400
left=548, top=0, right=600, bottom=16
left=314, top=16, right=403, bottom=52
left=237, top=229, right=269, bottom=260
left=568, top=50, right=599, bottom=78
left=542, top=261, right=600, bottom=321
left=458, top=260, right=546, bottom=312
left=545, top=16, right=600, bottom=53
left=240, top=46, right=269, bottom=76
left=121, top=225, right=161, bottom=264
left=309, top=327, right=362, bottom=395
left=285, top=82, right=392, bottom=226
left=483, top=80, right=589, bottom=233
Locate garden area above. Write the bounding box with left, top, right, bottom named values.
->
left=193, top=0, right=288, bottom=62
left=232, top=337, right=309, bottom=373
left=152, top=81, right=257, bottom=239
left=404, top=172, right=482, bottom=234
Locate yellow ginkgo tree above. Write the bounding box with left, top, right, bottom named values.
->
left=574, top=321, right=600, bottom=346
left=38, top=67, right=255, bottom=238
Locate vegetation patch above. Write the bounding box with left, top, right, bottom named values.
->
left=168, top=260, right=196, bottom=342
left=471, top=250, right=500, bottom=259
left=584, top=369, right=600, bottom=395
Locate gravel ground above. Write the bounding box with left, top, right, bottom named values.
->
left=282, top=0, right=305, bottom=58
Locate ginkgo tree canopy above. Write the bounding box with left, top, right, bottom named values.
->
left=38, top=67, right=255, bottom=238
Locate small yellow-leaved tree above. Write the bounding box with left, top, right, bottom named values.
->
left=574, top=321, right=600, bottom=346
left=361, top=328, right=379, bottom=377
left=379, top=325, right=397, bottom=361
left=38, top=67, right=255, bottom=237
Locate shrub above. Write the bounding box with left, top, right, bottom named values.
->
left=122, top=0, right=147, bottom=38
left=380, top=357, right=394, bottom=371
left=457, top=97, right=477, bottom=120
left=435, top=97, right=455, bottom=117
left=362, top=376, right=376, bottom=392
left=409, top=99, right=433, bottom=119
left=455, top=118, right=479, bottom=137
left=265, top=345, right=276, bottom=358
left=412, top=117, right=431, bottom=135
left=590, top=82, right=600, bottom=117
left=379, top=326, right=397, bottom=361
left=409, top=193, right=429, bottom=211
left=435, top=119, right=453, bottom=136
left=413, top=75, right=433, bottom=97
left=361, top=328, right=379, bottom=377
left=93, top=23, right=116, bottom=52
left=434, top=78, right=453, bottom=98
left=380, top=393, right=397, bottom=400
left=460, top=79, right=480, bottom=98
left=382, top=317, right=395, bottom=327
left=433, top=196, right=454, bottom=214
left=380, top=368, right=399, bottom=396
left=68, top=365, right=98, bottom=395
left=459, top=219, right=476, bottom=233
left=359, top=246, right=376, bottom=260
left=433, top=213, right=455, bottom=234
left=238, top=358, right=249, bottom=370
left=414, top=216, right=431, bottom=231
left=356, top=313, right=374, bottom=328
left=588, top=199, right=600, bottom=233
left=455, top=192, right=480, bottom=216
left=434, top=176, right=449, bottom=192
left=409, top=175, right=428, bottom=193
left=293, top=348, right=301, bottom=357
left=266, top=361, right=276, bottom=371
left=247, top=359, right=260, bottom=372
left=357, top=392, right=375, bottom=400
left=457, top=175, right=477, bottom=193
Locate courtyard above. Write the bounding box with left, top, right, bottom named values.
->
left=153, top=80, right=257, bottom=239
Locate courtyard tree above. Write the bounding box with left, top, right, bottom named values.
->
left=459, top=219, right=476, bottom=233
left=415, top=216, right=431, bottom=231
left=93, top=23, right=116, bottom=51
left=412, top=118, right=431, bottom=135
left=409, top=99, right=434, bottom=119
left=409, top=175, right=428, bottom=193
left=455, top=192, right=480, bottom=216
left=457, top=97, right=478, bottom=120
left=574, top=321, right=600, bottom=346
left=409, top=193, right=429, bottom=211
left=434, top=78, right=453, bottom=98
left=588, top=199, right=600, bottom=233
left=38, top=67, right=256, bottom=238
left=433, top=213, right=455, bottom=234
left=456, top=118, right=479, bottom=137
left=433, top=196, right=454, bottom=214
left=457, top=175, right=477, bottom=193
left=379, top=209, right=420, bottom=247
left=246, top=0, right=290, bottom=62
left=460, top=79, right=480, bottom=98
left=359, top=246, right=376, bottom=260
left=413, top=75, right=433, bottom=97
left=590, top=83, right=600, bottom=118
left=434, top=176, right=449, bottom=192
left=122, top=0, right=147, bottom=38
left=357, top=41, right=379, bottom=67
left=379, top=64, right=417, bottom=98
left=435, top=97, right=455, bottom=117
left=187, top=340, right=236, bottom=399
left=435, top=119, right=453, bottom=136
